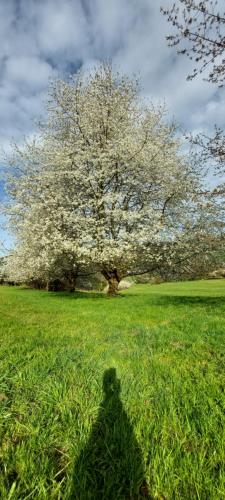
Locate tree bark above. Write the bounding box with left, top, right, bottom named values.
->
left=102, top=269, right=121, bottom=295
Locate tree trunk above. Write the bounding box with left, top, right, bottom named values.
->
left=64, top=270, right=77, bottom=292
left=102, top=269, right=120, bottom=295
left=108, top=276, right=119, bottom=295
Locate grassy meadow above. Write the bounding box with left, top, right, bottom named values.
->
left=0, top=280, right=225, bottom=499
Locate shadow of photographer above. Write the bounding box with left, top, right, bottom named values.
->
left=71, top=368, right=149, bottom=499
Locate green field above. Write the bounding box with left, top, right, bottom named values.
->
left=0, top=280, right=225, bottom=499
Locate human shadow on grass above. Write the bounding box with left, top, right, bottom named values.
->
left=71, top=368, right=149, bottom=499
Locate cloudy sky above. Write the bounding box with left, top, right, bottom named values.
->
left=1, top=0, right=225, bottom=251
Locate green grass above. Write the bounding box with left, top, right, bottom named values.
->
left=0, top=280, right=225, bottom=499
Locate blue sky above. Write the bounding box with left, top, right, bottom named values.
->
left=1, top=0, right=225, bottom=253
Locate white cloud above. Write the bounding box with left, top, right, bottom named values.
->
left=5, top=56, right=54, bottom=90
left=35, top=0, right=89, bottom=57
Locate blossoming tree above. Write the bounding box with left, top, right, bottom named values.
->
left=5, top=64, right=216, bottom=294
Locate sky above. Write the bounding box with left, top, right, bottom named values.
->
left=1, top=0, right=225, bottom=252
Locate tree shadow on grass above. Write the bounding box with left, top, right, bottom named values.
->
left=44, top=290, right=128, bottom=301
left=20, top=286, right=225, bottom=307
left=51, top=290, right=106, bottom=300
left=20, top=289, right=107, bottom=300
left=146, top=295, right=225, bottom=308
left=71, top=368, right=150, bottom=499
